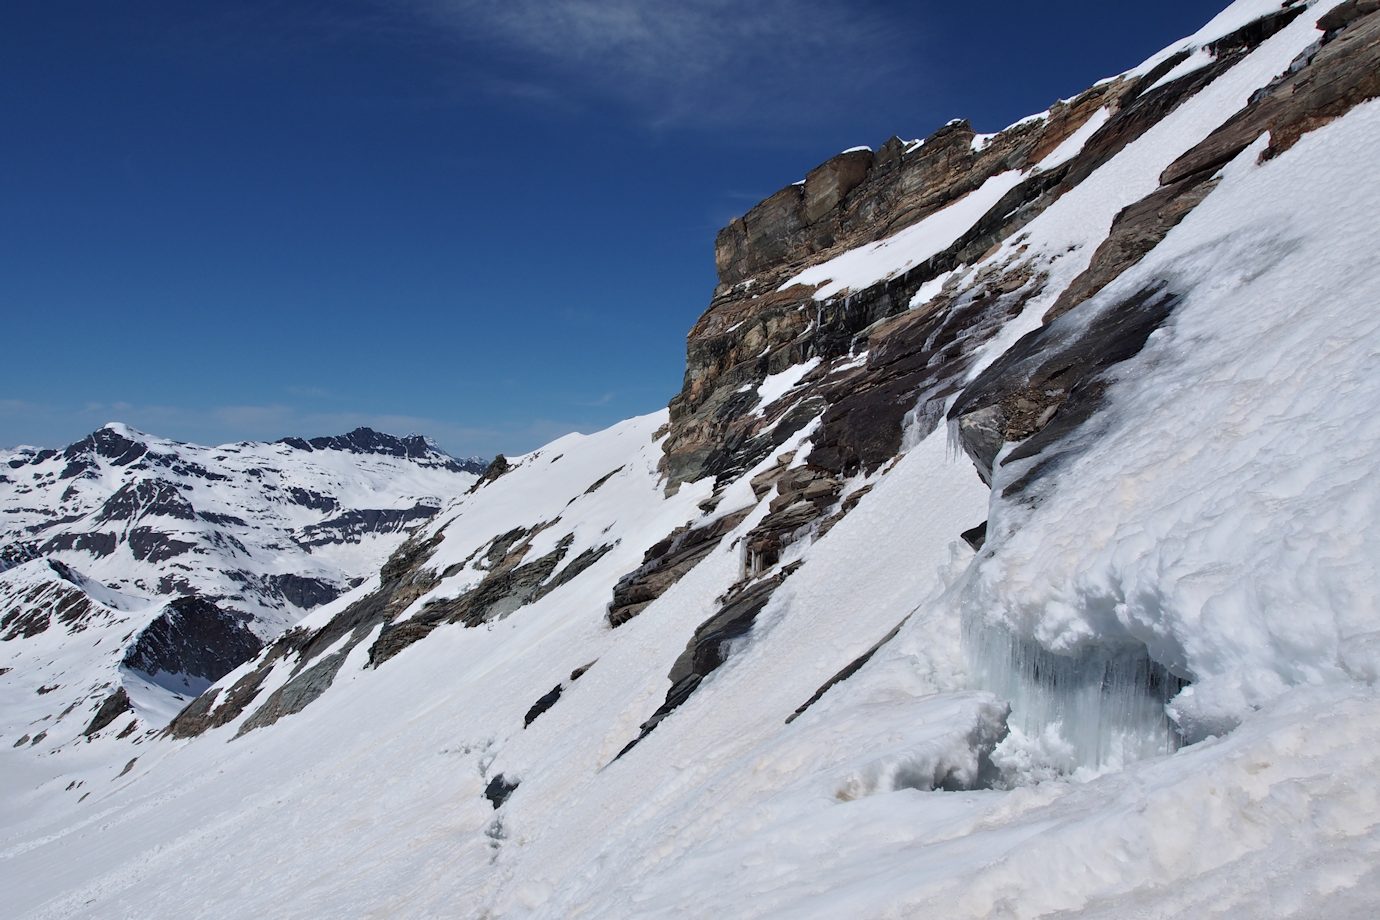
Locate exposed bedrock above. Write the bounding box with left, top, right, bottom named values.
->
left=1165, top=0, right=1380, bottom=183
left=164, top=628, right=311, bottom=738
left=950, top=282, right=1182, bottom=490
left=1049, top=0, right=1380, bottom=323
left=711, top=81, right=1124, bottom=295
left=950, top=2, right=1380, bottom=495
left=371, top=530, right=614, bottom=665
left=83, top=686, right=132, bottom=737
left=0, top=561, right=105, bottom=641
left=166, top=529, right=444, bottom=737
left=122, top=596, right=265, bottom=693
left=660, top=8, right=1301, bottom=490
left=617, top=575, right=786, bottom=759
left=606, top=509, right=751, bottom=627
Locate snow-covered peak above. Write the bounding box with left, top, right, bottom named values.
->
left=97, top=421, right=156, bottom=440
left=0, top=424, right=481, bottom=635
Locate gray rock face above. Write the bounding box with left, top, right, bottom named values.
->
left=122, top=596, right=265, bottom=693
left=235, top=646, right=352, bottom=737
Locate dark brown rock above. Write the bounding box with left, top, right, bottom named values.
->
left=1045, top=174, right=1220, bottom=322
left=950, top=282, right=1182, bottom=487
left=1319, top=0, right=1380, bottom=35
left=607, top=509, right=752, bottom=627
left=468, top=454, right=513, bottom=493
left=84, top=686, right=132, bottom=737
left=616, top=575, right=787, bottom=759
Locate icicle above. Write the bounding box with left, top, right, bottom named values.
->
left=963, top=613, right=1187, bottom=773
left=945, top=413, right=964, bottom=464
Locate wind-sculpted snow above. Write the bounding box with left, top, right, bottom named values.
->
left=958, top=98, right=1380, bottom=751
left=5, top=1, right=1380, bottom=917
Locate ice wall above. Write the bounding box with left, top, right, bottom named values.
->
left=963, top=613, right=1187, bottom=777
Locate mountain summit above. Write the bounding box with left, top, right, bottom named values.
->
left=275, top=426, right=487, bottom=473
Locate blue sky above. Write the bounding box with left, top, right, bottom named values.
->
left=1, top=0, right=1228, bottom=458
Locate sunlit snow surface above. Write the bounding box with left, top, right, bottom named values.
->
left=780, top=170, right=1026, bottom=300
left=5, top=3, right=1380, bottom=917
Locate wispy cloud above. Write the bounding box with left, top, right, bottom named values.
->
left=402, top=0, right=912, bottom=130
left=285, top=385, right=334, bottom=400
left=570, top=391, right=617, bottom=408
left=0, top=399, right=45, bottom=417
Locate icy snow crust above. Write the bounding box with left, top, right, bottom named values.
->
left=6, top=2, right=1380, bottom=916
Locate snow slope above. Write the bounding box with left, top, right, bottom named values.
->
left=5, top=1, right=1380, bottom=917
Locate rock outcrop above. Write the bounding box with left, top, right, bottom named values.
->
left=83, top=687, right=132, bottom=737
left=660, top=4, right=1318, bottom=493
left=122, top=596, right=264, bottom=694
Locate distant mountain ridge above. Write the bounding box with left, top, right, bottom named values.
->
left=0, top=422, right=480, bottom=741
left=274, top=426, right=488, bottom=473
left=1, top=422, right=483, bottom=632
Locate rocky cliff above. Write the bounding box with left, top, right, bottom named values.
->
left=166, top=0, right=1380, bottom=807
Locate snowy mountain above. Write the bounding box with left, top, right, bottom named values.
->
left=6, top=1, right=1380, bottom=916
left=1, top=423, right=483, bottom=634
left=0, top=424, right=480, bottom=743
